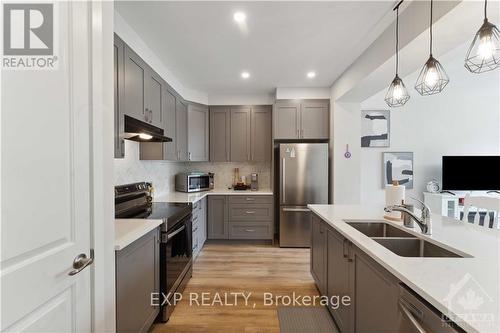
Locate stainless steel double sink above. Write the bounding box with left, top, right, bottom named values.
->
left=345, top=221, right=467, bottom=258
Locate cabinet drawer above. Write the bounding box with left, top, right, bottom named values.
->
left=229, top=204, right=273, bottom=221
left=228, top=195, right=273, bottom=205
left=229, top=222, right=273, bottom=239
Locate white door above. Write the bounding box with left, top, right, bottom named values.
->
left=1, top=2, right=93, bottom=331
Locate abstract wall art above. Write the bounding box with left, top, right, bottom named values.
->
left=361, top=110, right=390, bottom=148
left=383, top=152, right=414, bottom=189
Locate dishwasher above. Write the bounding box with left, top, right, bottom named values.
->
left=399, top=284, right=466, bottom=333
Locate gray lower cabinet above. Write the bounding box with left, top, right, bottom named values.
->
left=326, top=228, right=353, bottom=333
left=187, top=104, right=209, bottom=161
left=192, top=197, right=207, bottom=258
left=351, top=246, right=400, bottom=333
left=207, top=195, right=274, bottom=240
left=116, top=228, right=160, bottom=333
left=250, top=106, right=272, bottom=162
left=114, top=34, right=125, bottom=158
left=274, top=100, right=329, bottom=139
left=311, top=216, right=452, bottom=333
left=209, top=107, right=231, bottom=162
left=207, top=195, right=229, bottom=239
left=176, top=99, right=188, bottom=161
left=230, top=107, right=251, bottom=162
left=311, top=215, right=327, bottom=295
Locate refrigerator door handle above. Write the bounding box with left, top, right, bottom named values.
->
left=282, top=157, right=286, bottom=204
left=282, top=208, right=310, bottom=212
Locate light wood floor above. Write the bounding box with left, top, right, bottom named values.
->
left=152, top=242, right=319, bottom=333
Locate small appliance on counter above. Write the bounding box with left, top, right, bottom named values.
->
left=251, top=173, right=258, bottom=191
left=175, top=172, right=214, bottom=192
left=232, top=168, right=250, bottom=190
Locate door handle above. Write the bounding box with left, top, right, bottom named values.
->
left=282, top=158, right=286, bottom=204
left=68, top=250, right=94, bottom=276
left=399, top=300, right=427, bottom=333
left=282, top=208, right=309, bottom=212
left=246, top=211, right=255, bottom=214
left=167, top=224, right=186, bottom=241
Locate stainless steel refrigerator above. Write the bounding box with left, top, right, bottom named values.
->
left=279, top=143, right=329, bottom=247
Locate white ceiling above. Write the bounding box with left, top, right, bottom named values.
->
left=115, top=1, right=397, bottom=95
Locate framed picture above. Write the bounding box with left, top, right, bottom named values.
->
left=361, top=110, right=390, bottom=148
left=383, top=152, right=414, bottom=189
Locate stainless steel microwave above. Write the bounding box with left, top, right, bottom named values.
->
left=175, top=172, right=214, bottom=192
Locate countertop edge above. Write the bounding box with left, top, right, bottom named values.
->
left=114, top=219, right=163, bottom=251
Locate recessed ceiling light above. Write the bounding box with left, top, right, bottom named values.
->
left=307, top=71, right=316, bottom=78
left=233, top=11, right=246, bottom=23
left=241, top=71, right=250, bottom=79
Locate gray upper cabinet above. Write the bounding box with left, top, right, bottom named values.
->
left=114, top=34, right=125, bottom=158
left=230, top=107, right=251, bottom=162
left=250, top=106, right=272, bottom=162
left=300, top=101, right=329, bottom=139
left=274, top=101, right=300, bottom=139
left=176, top=98, right=188, bottom=161
left=163, top=89, right=177, bottom=160
left=274, top=100, right=329, bottom=140
left=207, top=196, right=228, bottom=239
left=145, top=69, right=164, bottom=128
left=187, top=104, right=209, bottom=161
left=209, top=107, right=231, bottom=162
left=123, top=45, right=147, bottom=122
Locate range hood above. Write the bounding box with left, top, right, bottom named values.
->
left=123, top=115, right=172, bottom=142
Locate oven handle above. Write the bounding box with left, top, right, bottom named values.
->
left=167, top=224, right=186, bottom=241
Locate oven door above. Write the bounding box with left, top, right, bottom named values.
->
left=161, top=216, right=192, bottom=296
left=188, top=175, right=210, bottom=192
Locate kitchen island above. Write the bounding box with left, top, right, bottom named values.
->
left=308, top=204, right=500, bottom=333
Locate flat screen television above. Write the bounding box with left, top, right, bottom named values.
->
left=442, top=156, right=500, bottom=191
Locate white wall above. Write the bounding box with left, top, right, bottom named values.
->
left=359, top=43, right=500, bottom=206
left=276, top=87, right=331, bottom=100
left=208, top=92, right=275, bottom=105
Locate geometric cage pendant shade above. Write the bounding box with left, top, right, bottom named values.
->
left=415, top=55, right=449, bottom=96
left=385, top=75, right=410, bottom=107
left=465, top=19, right=500, bottom=73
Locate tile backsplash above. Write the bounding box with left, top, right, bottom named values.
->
left=114, top=140, right=271, bottom=197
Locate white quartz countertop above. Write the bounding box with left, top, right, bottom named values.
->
left=154, top=189, right=273, bottom=203
left=307, top=204, right=500, bottom=333
left=115, top=218, right=163, bottom=251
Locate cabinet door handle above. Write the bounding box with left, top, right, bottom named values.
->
left=297, top=129, right=300, bottom=138
left=188, top=152, right=192, bottom=161
left=245, top=229, right=255, bottom=232
left=68, top=251, right=94, bottom=276
left=149, top=109, right=153, bottom=123
left=145, top=108, right=149, bottom=122
left=245, top=198, right=255, bottom=201
left=245, top=211, right=255, bottom=214
left=342, top=239, right=348, bottom=259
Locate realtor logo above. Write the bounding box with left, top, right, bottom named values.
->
left=3, top=3, right=53, bottom=55
left=2, top=2, right=57, bottom=69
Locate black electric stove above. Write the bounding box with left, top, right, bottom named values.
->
left=115, top=182, right=191, bottom=232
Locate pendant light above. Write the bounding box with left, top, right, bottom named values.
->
left=465, top=0, right=500, bottom=73
left=415, top=0, right=449, bottom=96
left=385, top=1, right=410, bottom=107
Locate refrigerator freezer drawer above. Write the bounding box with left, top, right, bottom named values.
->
left=279, top=206, right=311, bottom=248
